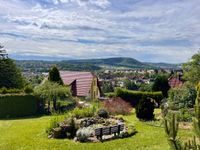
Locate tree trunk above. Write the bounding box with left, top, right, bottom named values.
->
left=53, top=97, right=57, bottom=111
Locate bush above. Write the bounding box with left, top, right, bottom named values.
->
left=0, top=94, right=44, bottom=118
left=115, top=88, right=163, bottom=107
left=0, top=88, right=23, bottom=94
left=135, top=97, right=155, bottom=120
left=177, top=108, right=194, bottom=122
left=70, top=107, right=96, bottom=119
left=168, top=87, right=196, bottom=110
left=97, top=109, right=109, bottom=118
left=24, top=85, right=34, bottom=94
left=76, top=127, right=94, bottom=142
left=103, top=97, right=132, bottom=115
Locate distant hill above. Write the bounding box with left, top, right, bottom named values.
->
left=63, top=57, right=148, bottom=69
left=64, top=57, right=180, bottom=69
left=15, top=57, right=181, bottom=73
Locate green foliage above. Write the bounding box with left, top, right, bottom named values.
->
left=138, top=83, right=153, bottom=92
left=76, top=127, right=94, bottom=142
left=152, top=75, right=170, bottom=97
left=70, top=107, right=96, bottom=119
left=135, top=97, right=155, bottom=120
left=177, top=108, right=194, bottom=122
left=124, top=79, right=138, bottom=90
left=0, top=58, right=25, bottom=88
left=24, top=85, right=34, bottom=94
left=164, top=113, right=182, bottom=150
left=34, top=81, right=71, bottom=110
left=46, top=117, right=60, bottom=135
left=0, top=88, right=23, bottom=94
left=168, top=86, right=196, bottom=110
left=97, top=109, right=109, bottom=118
left=0, top=94, right=43, bottom=118
left=115, top=88, right=163, bottom=107
left=183, top=51, right=200, bottom=87
left=48, top=65, right=63, bottom=85
left=193, top=82, right=200, bottom=137
left=101, top=81, right=114, bottom=93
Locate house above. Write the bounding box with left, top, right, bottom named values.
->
left=168, top=74, right=184, bottom=88
left=60, top=71, right=101, bottom=100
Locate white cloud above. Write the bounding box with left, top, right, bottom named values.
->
left=0, top=0, right=200, bottom=63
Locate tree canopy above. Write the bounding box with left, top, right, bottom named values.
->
left=183, top=51, right=200, bottom=87
left=0, top=58, right=25, bottom=89
left=152, top=75, right=170, bottom=97
left=48, top=65, right=63, bottom=85
left=34, top=81, right=71, bottom=110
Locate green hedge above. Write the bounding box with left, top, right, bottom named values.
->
left=115, top=88, right=163, bottom=107
left=0, top=88, right=23, bottom=94
left=0, top=94, right=44, bottom=118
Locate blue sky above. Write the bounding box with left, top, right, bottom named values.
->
left=0, top=0, right=200, bottom=63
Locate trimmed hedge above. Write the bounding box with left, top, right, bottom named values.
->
left=0, top=88, right=23, bottom=94
left=115, top=88, right=163, bottom=107
left=0, top=94, right=44, bottom=118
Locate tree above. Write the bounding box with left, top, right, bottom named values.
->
left=152, top=75, right=170, bottom=97
left=135, top=97, right=155, bottom=120
left=101, top=81, right=114, bottom=93
left=48, top=65, right=63, bottom=85
left=183, top=51, right=200, bottom=87
left=34, top=81, right=71, bottom=111
left=0, top=58, right=25, bottom=89
left=124, top=79, right=138, bottom=90
left=168, top=86, right=196, bottom=110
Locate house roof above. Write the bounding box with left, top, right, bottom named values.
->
left=60, top=71, right=94, bottom=97
left=168, top=75, right=184, bottom=88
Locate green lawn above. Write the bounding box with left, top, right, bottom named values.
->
left=0, top=110, right=193, bottom=150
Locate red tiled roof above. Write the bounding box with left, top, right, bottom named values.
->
left=168, top=76, right=184, bottom=88
left=60, top=71, right=94, bottom=97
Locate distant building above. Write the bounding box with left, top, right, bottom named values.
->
left=168, top=74, right=184, bottom=88
left=60, top=71, right=101, bottom=100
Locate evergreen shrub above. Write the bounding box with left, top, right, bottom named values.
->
left=135, top=97, right=155, bottom=120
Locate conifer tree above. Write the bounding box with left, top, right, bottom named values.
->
left=48, top=65, right=63, bottom=85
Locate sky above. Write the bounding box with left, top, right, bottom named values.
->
left=0, top=0, right=200, bottom=63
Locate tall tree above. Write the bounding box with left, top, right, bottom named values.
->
left=0, top=45, right=24, bottom=89
left=48, top=65, right=63, bottom=85
left=183, top=51, right=200, bottom=87
left=34, top=81, right=71, bottom=111
left=152, top=75, right=170, bottom=97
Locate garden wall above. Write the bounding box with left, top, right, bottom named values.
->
left=0, top=94, right=44, bottom=118
left=115, top=88, right=163, bottom=107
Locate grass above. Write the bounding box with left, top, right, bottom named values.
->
left=0, top=109, right=194, bottom=150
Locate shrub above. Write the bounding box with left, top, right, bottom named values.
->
left=135, top=97, right=155, bottom=120
left=115, top=88, right=163, bottom=107
left=168, top=86, right=196, bottom=110
left=103, top=97, right=132, bottom=115
left=0, top=94, right=43, bottom=118
left=177, top=108, right=194, bottom=122
left=76, top=127, right=94, bottom=142
left=24, top=85, right=34, bottom=94
left=97, top=109, right=109, bottom=118
left=70, top=107, right=96, bottom=119
left=0, top=88, right=23, bottom=94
